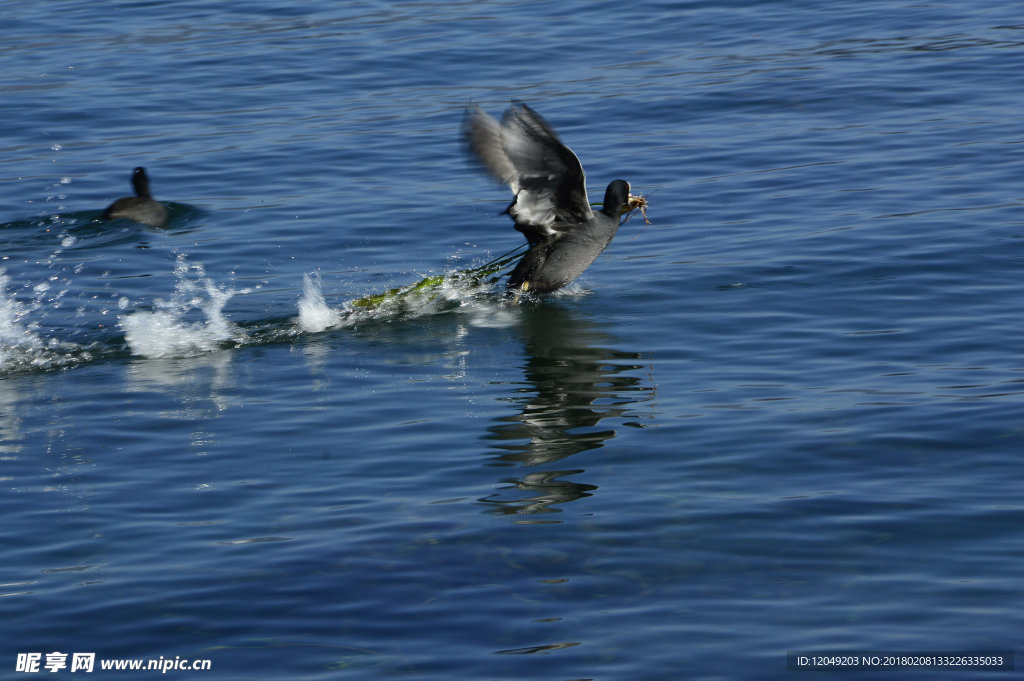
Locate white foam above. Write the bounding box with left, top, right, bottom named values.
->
left=119, top=256, right=246, bottom=359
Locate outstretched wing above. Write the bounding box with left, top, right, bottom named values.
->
left=464, top=103, right=593, bottom=240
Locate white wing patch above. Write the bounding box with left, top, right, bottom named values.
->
left=465, top=104, right=593, bottom=237
left=509, top=189, right=558, bottom=235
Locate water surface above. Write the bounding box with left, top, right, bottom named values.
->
left=2, top=1, right=1023, bottom=679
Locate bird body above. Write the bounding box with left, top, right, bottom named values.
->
left=464, top=103, right=630, bottom=294
left=102, top=167, right=167, bottom=228
left=506, top=181, right=630, bottom=293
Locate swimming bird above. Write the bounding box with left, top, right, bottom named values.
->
left=102, top=167, right=168, bottom=227
left=464, top=103, right=633, bottom=294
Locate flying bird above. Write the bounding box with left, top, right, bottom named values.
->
left=464, top=103, right=641, bottom=294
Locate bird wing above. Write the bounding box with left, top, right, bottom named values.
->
left=465, top=103, right=593, bottom=238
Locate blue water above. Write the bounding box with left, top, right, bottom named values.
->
left=2, top=1, right=1023, bottom=679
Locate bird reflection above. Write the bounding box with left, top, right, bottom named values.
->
left=480, top=303, right=654, bottom=517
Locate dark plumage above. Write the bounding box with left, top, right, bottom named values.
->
left=102, top=167, right=167, bottom=227
left=464, top=103, right=631, bottom=294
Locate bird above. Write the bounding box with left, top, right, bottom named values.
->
left=464, top=102, right=633, bottom=294
left=102, top=167, right=168, bottom=227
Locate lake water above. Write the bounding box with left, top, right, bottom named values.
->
left=2, top=1, right=1023, bottom=679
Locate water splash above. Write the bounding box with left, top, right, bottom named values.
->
left=119, top=255, right=249, bottom=359
left=2, top=245, right=521, bottom=375
left=294, top=258, right=521, bottom=336
left=327, top=244, right=527, bottom=325
left=0, top=271, right=41, bottom=369
left=297, top=272, right=344, bottom=333
left=0, top=270, right=85, bottom=374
